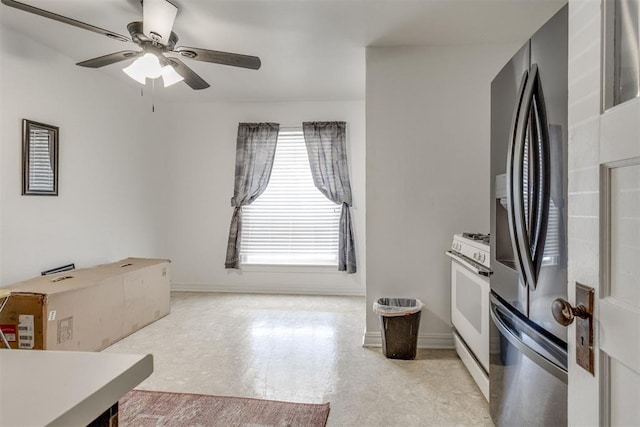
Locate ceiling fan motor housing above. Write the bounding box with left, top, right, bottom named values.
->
left=127, top=21, right=178, bottom=51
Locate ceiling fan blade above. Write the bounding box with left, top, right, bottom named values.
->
left=77, top=51, right=142, bottom=68
left=1, top=0, right=130, bottom=42
left=167, top=57, right=210, bottom=90
left=173, top=46, right=261, bottom=70
left=143, top=0, right=177, bottom=46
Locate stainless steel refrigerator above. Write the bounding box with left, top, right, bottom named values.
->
left=489, top=5, right=568, bottom=426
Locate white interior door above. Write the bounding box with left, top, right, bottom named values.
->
left=599, top=103, right=640, bottom=426
left=568, top=0, right=640, bottom=425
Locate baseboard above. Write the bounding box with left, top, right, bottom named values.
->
left=362, top=331, right=454, bottom=349
left=170, top=282, right=365, bottom=296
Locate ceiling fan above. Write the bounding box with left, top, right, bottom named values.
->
left=1, top=0, right=262, bottom=90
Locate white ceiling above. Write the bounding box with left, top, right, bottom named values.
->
left=0, top=0, right=566, bottom=102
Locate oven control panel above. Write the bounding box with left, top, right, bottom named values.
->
left=451, top=233, right=490, bottom=269
left=472, top=252, right=486, bottom=263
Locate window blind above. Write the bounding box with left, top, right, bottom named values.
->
left=28, top=128, right=54, bottom=192
left=240, top=129, right=340, bottom=265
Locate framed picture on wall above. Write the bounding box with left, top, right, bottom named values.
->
left=22, top=119, right=59, bottom=196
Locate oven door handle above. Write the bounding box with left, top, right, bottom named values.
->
left=445, top=251, right=492, bottom=277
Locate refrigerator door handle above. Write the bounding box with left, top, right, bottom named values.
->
left=512, top=64, right=550, bottom=290
left=506, top=69, right=529, bottom=287
left=512, top=65, right=536, bottom=288
left=529, top=65, right=551, bottom=289
left=490, top=298, right=567, bottom=383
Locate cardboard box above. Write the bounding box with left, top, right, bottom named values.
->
left=0, top=258, right=170, bottom=351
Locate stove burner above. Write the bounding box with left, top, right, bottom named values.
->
left=462, top=232, right=490, bottom=244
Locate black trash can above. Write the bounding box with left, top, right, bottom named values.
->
left=373, top=297, right=424, bottom=360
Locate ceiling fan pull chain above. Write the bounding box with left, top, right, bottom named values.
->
left=152, top=78, right=156, bottom=113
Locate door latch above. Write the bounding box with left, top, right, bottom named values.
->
left=551, top=283, right=595, bottom=375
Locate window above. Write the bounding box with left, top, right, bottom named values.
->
left=240, top=129, right=341, bottom=266
left=603, top=0, right=640, bottom=109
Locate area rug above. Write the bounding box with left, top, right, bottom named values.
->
left=119, top=389, right=330, bottom=427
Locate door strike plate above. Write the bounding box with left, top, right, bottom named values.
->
left=575, top=282, right=594, bottom=375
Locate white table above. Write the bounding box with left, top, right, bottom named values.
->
left=0, top=350, right=153, bottom=426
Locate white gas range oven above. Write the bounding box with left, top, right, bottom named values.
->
left=445, top=232, right=492, bottom=400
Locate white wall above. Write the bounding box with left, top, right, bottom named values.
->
left=158, top=100, right=366, bottom=296
left=0, top=27, right=165, bottom=285
left=0, top=23, right=365, bottom=294
left=0, top=27, right=4, bottom=285
left=364, top=44, right=519, bottom=346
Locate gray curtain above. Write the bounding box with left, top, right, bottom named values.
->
left=225, top=123, right=280, bottom=269
left=302, top=121, right=356, bottom=273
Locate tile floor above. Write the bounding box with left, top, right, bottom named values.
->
left=104, top=292, right=492, bottom=426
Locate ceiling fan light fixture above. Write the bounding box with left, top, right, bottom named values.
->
left=161, top=64, right=184, bottom=87
left=143, top=0, right=178, bottom=45
left=123, top=53, right=162, bottom=84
